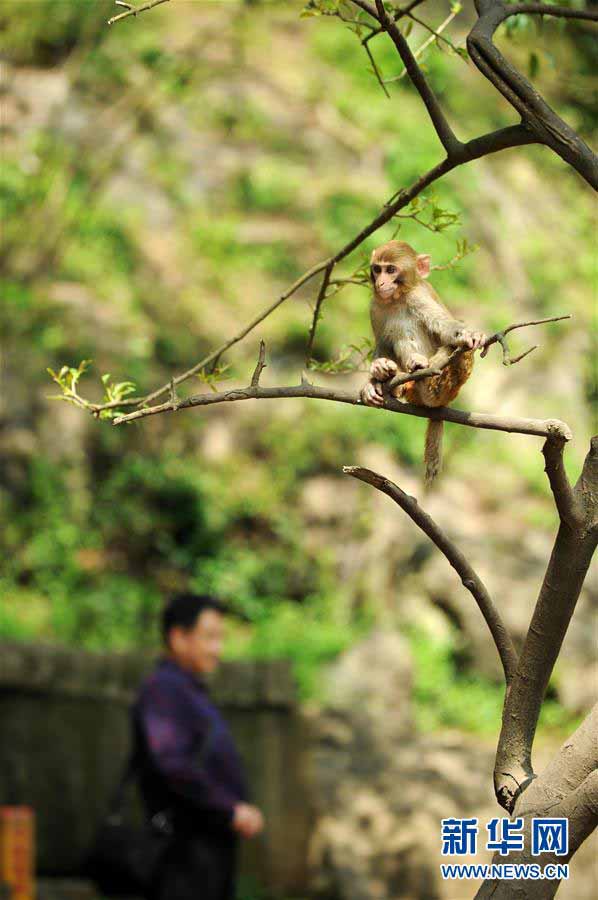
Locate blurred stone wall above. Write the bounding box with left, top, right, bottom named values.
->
left=0, top=643, right=313, bottom=896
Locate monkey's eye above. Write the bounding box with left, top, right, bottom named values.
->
left=372, top=265, right=381, bottom=275
left=386, top=265, right=397, bottom=274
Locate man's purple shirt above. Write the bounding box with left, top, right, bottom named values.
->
left=134, top=658, right=250, bottom=827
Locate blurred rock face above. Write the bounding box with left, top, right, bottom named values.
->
left=306, top=630, right=490, bottom=899
left=323, top=629, right=414, bottom=740
left=306, top=631, right=598, bottom=900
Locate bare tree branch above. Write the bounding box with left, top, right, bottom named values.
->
left=505, top=4, right=598, bottom=23
left=493, top=436, right=598, bottom=812
left=536, top=702, right=598, bottom=800
left=351, top=0, right=460, bottom=153
left=558, top=769, right=598, bottom=860
left=467, top=0, right=598, bottom=188
left=542, top=437, right=578, bottom=528
left=362, top=39, right=391, bottom=97
left=479, top=314, right=572, bottom=366
left=108, top=0, right=170, bottom=27
left=476, top=744, right=598, bottom=898
left=306, top=263, right=334, bottom=366
left=575, top=434, right=598, bottom=531
left=382, top=9, right=463, bottom=84
left=342, top=465, right=518, bottom=682
left=110, top=345, right=572, bottom=445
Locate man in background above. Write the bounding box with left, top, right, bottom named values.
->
left=134, top=592, right=264, bottom=900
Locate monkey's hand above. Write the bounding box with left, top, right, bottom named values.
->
left=361, top=379, right=385, bottom=407
left=370, top=357, right=398, bottom=382
left=451, top=328, right=486, bottom=351
left=406, top=353, right=429, bottom=372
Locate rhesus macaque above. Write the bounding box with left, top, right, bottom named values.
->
left=361, top=240, right=486, bottom=485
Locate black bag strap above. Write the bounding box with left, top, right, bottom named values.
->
left=108, top=710, right=218, bottom=821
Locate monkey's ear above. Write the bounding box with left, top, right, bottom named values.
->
left=416, top=254, right=431, bottom=279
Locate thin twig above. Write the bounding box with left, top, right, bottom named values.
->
left=108, top=0, right=170, bottom=26
left=503, top=343, right=537, bottom=366
left=383, top=10, right=460, bottom=83
left=329, top=278, right=368, bottom=287
left=502, top=314, right=572, bottom=337
left=250, top=341, right=267, bottom=387
left=363, top=40, right=391, bottom=97
left=343, top=465, right=518, bottom=683
left=139, top=257, right=333, bottom=407
left=306, top=263, right=334, bottom=366
left=362, top=0, right=428, bottom=47
left=385, top=314, right=570, bottom=391
left=480, top=314, right=571, bottom=363
left=406, top=10, right=466, bottom=55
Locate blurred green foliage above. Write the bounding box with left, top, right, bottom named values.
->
left=0, top=0, right=594, bottom=736
left=409, top=626, right=579, bottom=735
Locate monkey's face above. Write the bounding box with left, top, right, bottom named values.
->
left=370, top=260, right=406, bottom=299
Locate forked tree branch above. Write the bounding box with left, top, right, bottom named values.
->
left=343, top=440, right=597, bottom=827
left=493, top=436, right=598, bottom=812
left=342, top=465, right=519, bottom=682
left=476, top=775, right=597, bottom=896
left=476, top=706, right=598, bottom=897
left=386, top=314, right=570, bottom=392
left=467, top=0, right=598, bottom=189
left=352, top=0, right=460, bottom=153
left=94, top=316, right=572, bottom=441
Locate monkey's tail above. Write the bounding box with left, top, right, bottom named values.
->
left=424, top=419, right=443, bottom=488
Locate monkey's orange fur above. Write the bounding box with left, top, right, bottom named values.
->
left=401, top=350, right=475, bottom=407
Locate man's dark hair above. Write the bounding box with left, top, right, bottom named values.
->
left=162, top=592, right=227, bottom=644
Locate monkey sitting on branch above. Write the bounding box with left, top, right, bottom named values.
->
left=360, top=240, right=486, bottom=485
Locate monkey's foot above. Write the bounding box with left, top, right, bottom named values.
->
left=407, top=354, right=429, bottom=372
left=370, top=357, right=398, bottom=381
left=361, top=380, right=385, bottom=407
